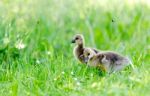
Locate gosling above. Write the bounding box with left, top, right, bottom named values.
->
left=83, top=48, right=132, bottom=73
left=71, top=34, right=99, bottom=63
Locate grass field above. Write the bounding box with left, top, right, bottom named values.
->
left=0, top=0, right=150, bottom=96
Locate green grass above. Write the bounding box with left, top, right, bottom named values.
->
left=0, top=0, right=150, bottom=96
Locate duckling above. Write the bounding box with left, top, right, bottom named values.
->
left=83, top=48, right=132, bottom=73
left=71, top=34, right=99, bottom=63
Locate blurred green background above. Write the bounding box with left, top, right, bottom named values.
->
left=0, top=0, right=150, bottom=96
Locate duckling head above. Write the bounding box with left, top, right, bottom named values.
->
left=71, top=34, right=84, bottom=45
left=83, top=48, right=96, bottom=63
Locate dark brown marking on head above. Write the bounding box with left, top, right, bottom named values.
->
left=97, top=54, right=105, bottom=63
left=104, top=52, right=123, bottom=63
left=92, top=48, right=99, bottom=53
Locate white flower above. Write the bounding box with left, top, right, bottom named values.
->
left=47, top=51, right=51, bottom=55
left=71, top=71, right=74, bottom=75
left=15, top=41, right=26, bottom=49
left=36, top=60, right=40, bottom=64
left=76, top=82, right=81, bottom=86
left=74, top=78, right=78, bottom=81
left=62, top=71, right=65, bottom=74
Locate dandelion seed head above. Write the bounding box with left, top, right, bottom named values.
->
left=46, top=51, right=51, bottom=56
left=76, top=82, right=81, bottom=86
left=71, top=71, right=74, bottom=75
left=74, top=78, right=78, bottom=81
left=15, top=41, right=26, bottom=49
left=36, top=60, right=40, bottom=64
left=62, top=71, right=65, bottom=74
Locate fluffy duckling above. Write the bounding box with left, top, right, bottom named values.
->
left=83, top=48, right=132, bottom=73
left=71, top=34, right=99, bottom=63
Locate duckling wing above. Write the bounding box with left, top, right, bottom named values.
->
left=102, top=52, right=125, bottom=64
left=103, top=52, right=119, bottom=62
left=97, top=52, right=131, bottom=72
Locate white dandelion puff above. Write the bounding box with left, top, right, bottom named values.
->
left=36, top=60, right=40, bottom=64
left=47, top=51, right=51, bottom=55
left=76, top=82, right=81, bottom=86
left=15, top=41, right=26, bottom=49
left=62, top=71, right=65, bottom=74
left=74, top=78, right=78, bottom=81
left=71, top=71, right=74, bottom=75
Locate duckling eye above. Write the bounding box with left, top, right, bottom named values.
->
left=87, top=53, right=90, bottom=56
left=75, top=37, right=79, bottom=40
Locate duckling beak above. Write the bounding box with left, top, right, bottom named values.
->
left=71, top=39, right=75, bottom=43
left=84, top=57, right=89, bottom=63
